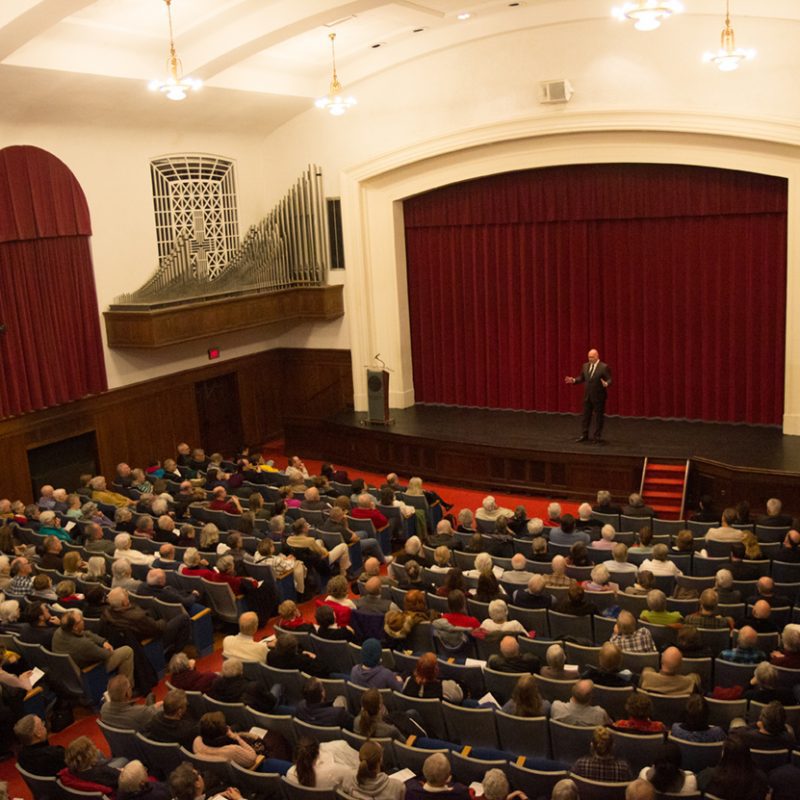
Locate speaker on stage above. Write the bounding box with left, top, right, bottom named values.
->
left=367, top=368, right=391, bottom=424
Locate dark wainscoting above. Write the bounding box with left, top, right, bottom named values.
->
left=284, top=416, right=642, bottom=500
left=0, top=348, right=352, bottom=503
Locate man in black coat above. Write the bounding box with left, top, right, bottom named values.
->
left=14, top=715, right=67, bottom=776
left=487, top=635, right=540, bottom=674
left=565, top=348, right=612, bottom=443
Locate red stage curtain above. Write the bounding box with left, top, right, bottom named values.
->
left=0, top=145, right=107, bottom=418
left=405, top=164, right=787, bottom=425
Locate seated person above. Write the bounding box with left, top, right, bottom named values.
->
left=640, top=544, right=683, bottom=577
left=500, top=673, right=550, bottom=716
left=613, top=692, right=666, bottom=733
left=639, top=647, right=701, bottom=695
left=550, top=679, right=611, bottom=726
left=208, top=656, right=279, bottom=713
left=341, top=740, right=404, bottom=800
left=167, top=651, right=217, bottom=693
left=625, top=569, right=656, bottom=596
left=14, top=714, right=67, bottom=776
left=540, top=643, right=573, bottom=679
left=603, top=543, right=639, bottom=577
left=487, top=635, right=539, bottom=674
left=747, top=599, right=779, bottom=633
left=733, top=700, right=796, bottom=751
left=350, top=638, right=403, bottom=689
left=683, top=589, right=733, bottom=630
left=405, top=752, right=471, bottom=800
left=143, top=688, right=199, bottom=750
left=512, top=573, right=553, bottom=609
left=275, top=599, right=315, bottom=633
left=720, top=625, right=767, bottom=665
left=401, top=652, right=463, bottom=703
left=354, top=688, right=404, bottom=740
left=100, top=674, right=159, bottom=729
left=285, top=736, right=355, bottom=790
left=357, top=576, right=393, bottom=614
left=267, top=631, right=326, bottom=676
left=296, top=676, right=354, bottom=728
left=581, top=642, right=634, bottom=686
left=60, top=736, right=123, bottom=794
left=572, top=726, right=633, bottom=782
left=743, top=661, right=796, bottom=705
left=193, top=711, right=265, bottom=769
left=480, top=599, right=527, bottom=635
left=714, top=568, right=742, bottom=604
left=639, top=589, right=682, bottom=626
left=670, top=694, right=725, bottom=742
left=638, top=741, right=698, bottom=796
left=770, top=622, right=800, bottom=668
left=582, top=563, right=619, bottom=593
left=554, top=581, right=597, bottom=616
left=314, top=603, right=354, bottom=641
left=610, top=610, right=657, bottom=653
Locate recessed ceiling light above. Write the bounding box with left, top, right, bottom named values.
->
left=371, top=42, right=386, bottom=48
left=412, top=27, right=426, bottom=33
left=457, top=12, right=471, bottom=21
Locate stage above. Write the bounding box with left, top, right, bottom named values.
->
left=284, top=405, right=800, bottom=511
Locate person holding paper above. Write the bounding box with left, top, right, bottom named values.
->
left=565, top=348, right=612, bottom=443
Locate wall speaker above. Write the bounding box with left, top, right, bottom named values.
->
left=539, top=79, right=574, bottom=104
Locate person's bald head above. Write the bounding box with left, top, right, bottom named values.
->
left=785, top=530, right=800, bottom=549
left=572, top=679, right=594, bottom=705
left=511, top=553, right=526, bottom=571
left=738, top=625, right=759, bottom=649
left=365, top=576, right=382, bottom=597
left=551, top=555, right=566, bottom=575
left=660, top=646, right=683, bottom=674
left=752, top=600, right=772, bottom=621
left=599, top=642, right=622, bottom=672
left=528, top=574, right=546, bottom=594
left=364, top=557, right=381, bottom=576
left=616, top=610, right=636, bottom=635
left=499, top=635, right=519, bottom=659
left=625, top=779, right=655, bottom=800
left=757, top=576, right=774, bottom=595
left=239, top=611, right=259, bottom=636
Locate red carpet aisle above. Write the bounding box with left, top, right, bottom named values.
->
left=1, top=442, right=582, bottom=798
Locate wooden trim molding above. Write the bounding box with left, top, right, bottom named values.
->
left=0, top=347, right=352, bottom=503
left=104, top=285, right=344, bottom=348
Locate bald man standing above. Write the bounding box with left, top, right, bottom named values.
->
left=565, top=348, right=612, bottom=444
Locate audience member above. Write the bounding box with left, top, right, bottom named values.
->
left=638, top=741, right=697, bottom=795
left=613, top=692, right=666, bottom=733
left=14, top=714, right=66, bottom=776
left=406, top=752, right=471, bottom=800
left=670, top=694, right=725, bottom=742
left=487, top=635, right=539, bottom=673
left=639, top=647, right=700, bottom=695
left=222, top=611, right=269, bottom=662
left=512, top=573, right=553, bottom=608
left=550, top=680, right=611, bottom=726
left=572, top=726, right=633, bottom=781
left=101, top=674, right=159, bottom=728
left=720, top=626, right=767, bottom=664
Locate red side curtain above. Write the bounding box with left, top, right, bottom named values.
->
left=405, top=164, right=787, bottom=425
left=0, top=145, right=107, bottom=418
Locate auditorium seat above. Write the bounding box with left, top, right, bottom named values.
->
left=608, top=728, right=665, bottom=773
left=706, top=697, right=747, bottom=730
left=450, top=750, right=507, bottom=785
left=135, top=733, right=184, bottom=779
left=548, top=609, right=592, bottom=643
left=97, top=719, right=141, bottom=762
left=535, top=674, right=577, bottom=704
left=394, top=739, right=451, bottom=774
left=494, top=711, right=549, bottom=758
left=569, top=774, right=629, bottom=800
left=652, top=519, right=686, bottom=535
left=506, top=762, right=569, bottom=799
left=549, top=719, right=595, bottom=764
left=281, top=776, right=338, bottom=800
left=484, top=666, right=528, bottom=704
left=293, top=718, right=343, bottom=744
left=442, top=701, right=498, bottom=748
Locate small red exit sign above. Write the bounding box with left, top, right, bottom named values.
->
left=208, top=347, right=220, bottom=360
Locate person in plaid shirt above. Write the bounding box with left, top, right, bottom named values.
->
left=610, top=610, right=657, bottom=652
left=545, top=555, right=571, bottom=587
left=572, top=726, right=633, bottom=782
left=683, top=589, right=734, bottom=630
left=6, top=557, right=33, bottom=598
left=719, top=625, right=767, bottom=664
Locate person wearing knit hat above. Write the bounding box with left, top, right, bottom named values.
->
left=349, top=639, right=403, bottom=690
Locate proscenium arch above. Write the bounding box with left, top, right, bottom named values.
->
left=340, top=126, right=800, bottom=434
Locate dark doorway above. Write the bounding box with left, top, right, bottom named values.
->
left=195, top=372, right=244, bottom=456
left=28, top=431, right=98, bottom=499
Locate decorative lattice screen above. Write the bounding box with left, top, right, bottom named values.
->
left=150, top=154, right=239, bottom=280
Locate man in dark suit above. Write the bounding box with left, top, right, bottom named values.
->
left=757, top=497, right=794, bottom=528
left=565, top=348, right=612, bottom=443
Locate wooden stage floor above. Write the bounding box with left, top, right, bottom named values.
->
left=285, top=405, right=800, bottom=507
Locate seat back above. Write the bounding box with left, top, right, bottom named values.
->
left=247, top=708, right=298, bottom=749
left=705, top=697, right=747, bottom=730
left=200, top=578, right=242, bottom=623
left=591, top=685, right=635, bottom=720
left=135, top=733, right=184, bottom=779
left=450, top=750, right=507, bottom=785
left=548, top=610, right=592, bottom=643
left=391, top=692, right=447, bottom=739
left=16, top=765, right=60, bottom=800
left=203, top=695, right=253, bottom=729
left=495, top=711, right=549, bottom=758
left=482, top=666, right=528, bottom=704
left=609, top=728, right=666, bottom=773
left=506, top=762, right=569, bottom=799
left=507, top=605, right=548, bottom=635
left=564, top=642, right=601, bottom=670
left=714, top=658, right=757, bottom=688
left=442, top=701, right=498, bottom=748
left=749, top=748, right=790, bottom=772
left=642, top=691, right=691, bottom=726
left=293, top=718, right=342, bottom=743
left=97, top=720, right=141, bottom=762
left=308, top=634, right=353, bottom=674
left=570, top=774, right=629, bottom=800
left=668, top=735, right=724, bottom=773
left=619, top=651, right=660, bottom=674
left=534, top=673, right=577, bottom=703
left=695, top=626, right=731, bottom=656
left=261, top=663, right=305, bottom=705
left=393, top=740, right=450, bottom=774
left=548, top=718, right=595, bottom=763
left=179, top=746, right=232, bottom=784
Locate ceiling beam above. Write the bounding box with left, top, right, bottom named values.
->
left=192, top=0, right=393, bottom=81
left=0, top=0, right=97, bottom=61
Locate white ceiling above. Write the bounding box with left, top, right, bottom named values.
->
left=2, top=0, right=798, bottom=134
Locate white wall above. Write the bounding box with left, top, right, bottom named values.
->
left=258, top=16, right=800, bottom=433
left=0, top=119, right=349, bottom=389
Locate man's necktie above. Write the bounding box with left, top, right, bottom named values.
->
left=589, top=362, right=596, bottom=379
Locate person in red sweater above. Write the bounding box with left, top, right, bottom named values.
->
left=351, top=493, right=389, bottom=532
left=208, top=486, right=241, bottom=515
left=440, top=589, right=480, bottom=629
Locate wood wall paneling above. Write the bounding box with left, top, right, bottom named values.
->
left=0, top=348, right=352, bottom=502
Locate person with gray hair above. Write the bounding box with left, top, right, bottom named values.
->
left=525, top=517, right=544, bottom=538
left=744, top=661, right=796, bottom=704
left=594, top=489, right=622, bottom=515
left=594, top=524, right=617, bottom=549
left=714, top=568, right=741, bottom=603
left=457, top=508, right=476, bottom=532
left=623, top=493, right=655, bottom=517
left=114, top=532, right=154, bottom=565
left=604, top=542, right=638, bottom=576
left=102, top=586, right=191, bottom=660
left=406, top=752, right=470, bottom=800
left=512, top=573, right=553, bottom=609
left=101, top=674, right=159, bottom=728
left=118, top=759, right=164, bottom=797
left=541, top=643, right=569, bottom=679
left=481, top=599, right=527, bottom=634
left=465, top=551, right=503, bottom=580
left=640, top=543, right=683, bottom=577
left=476, top=495, right=513, bottom=523
left=482, top=768, right=526, bottom=800
left=759, top=497, right=793, bottom=527
left=15, top=714, right=66, bottom=775
left=771, top=623, right=800, bottom=668
left=89, top=475, right=135, bottom=508
left=546, top=554, right=571, bottom=586
left=584, top=563, right=618, bottom=593
left=640, top=588, right=683, bottom=625
left=208, top=655, right=281, bottom=712
left=111, top=558, right=142, bottom=593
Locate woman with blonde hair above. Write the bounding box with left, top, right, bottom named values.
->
left=743, top=531, right=763, bottom=560
left=405, top=476, right=452, bottom=510
left=198, top=523, right=219, bottom=551
left=62, top=550, right=85, bottom=578
left=62, top=735, right=122, bottom=792
left=85, top=556, right=108, bottom=584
